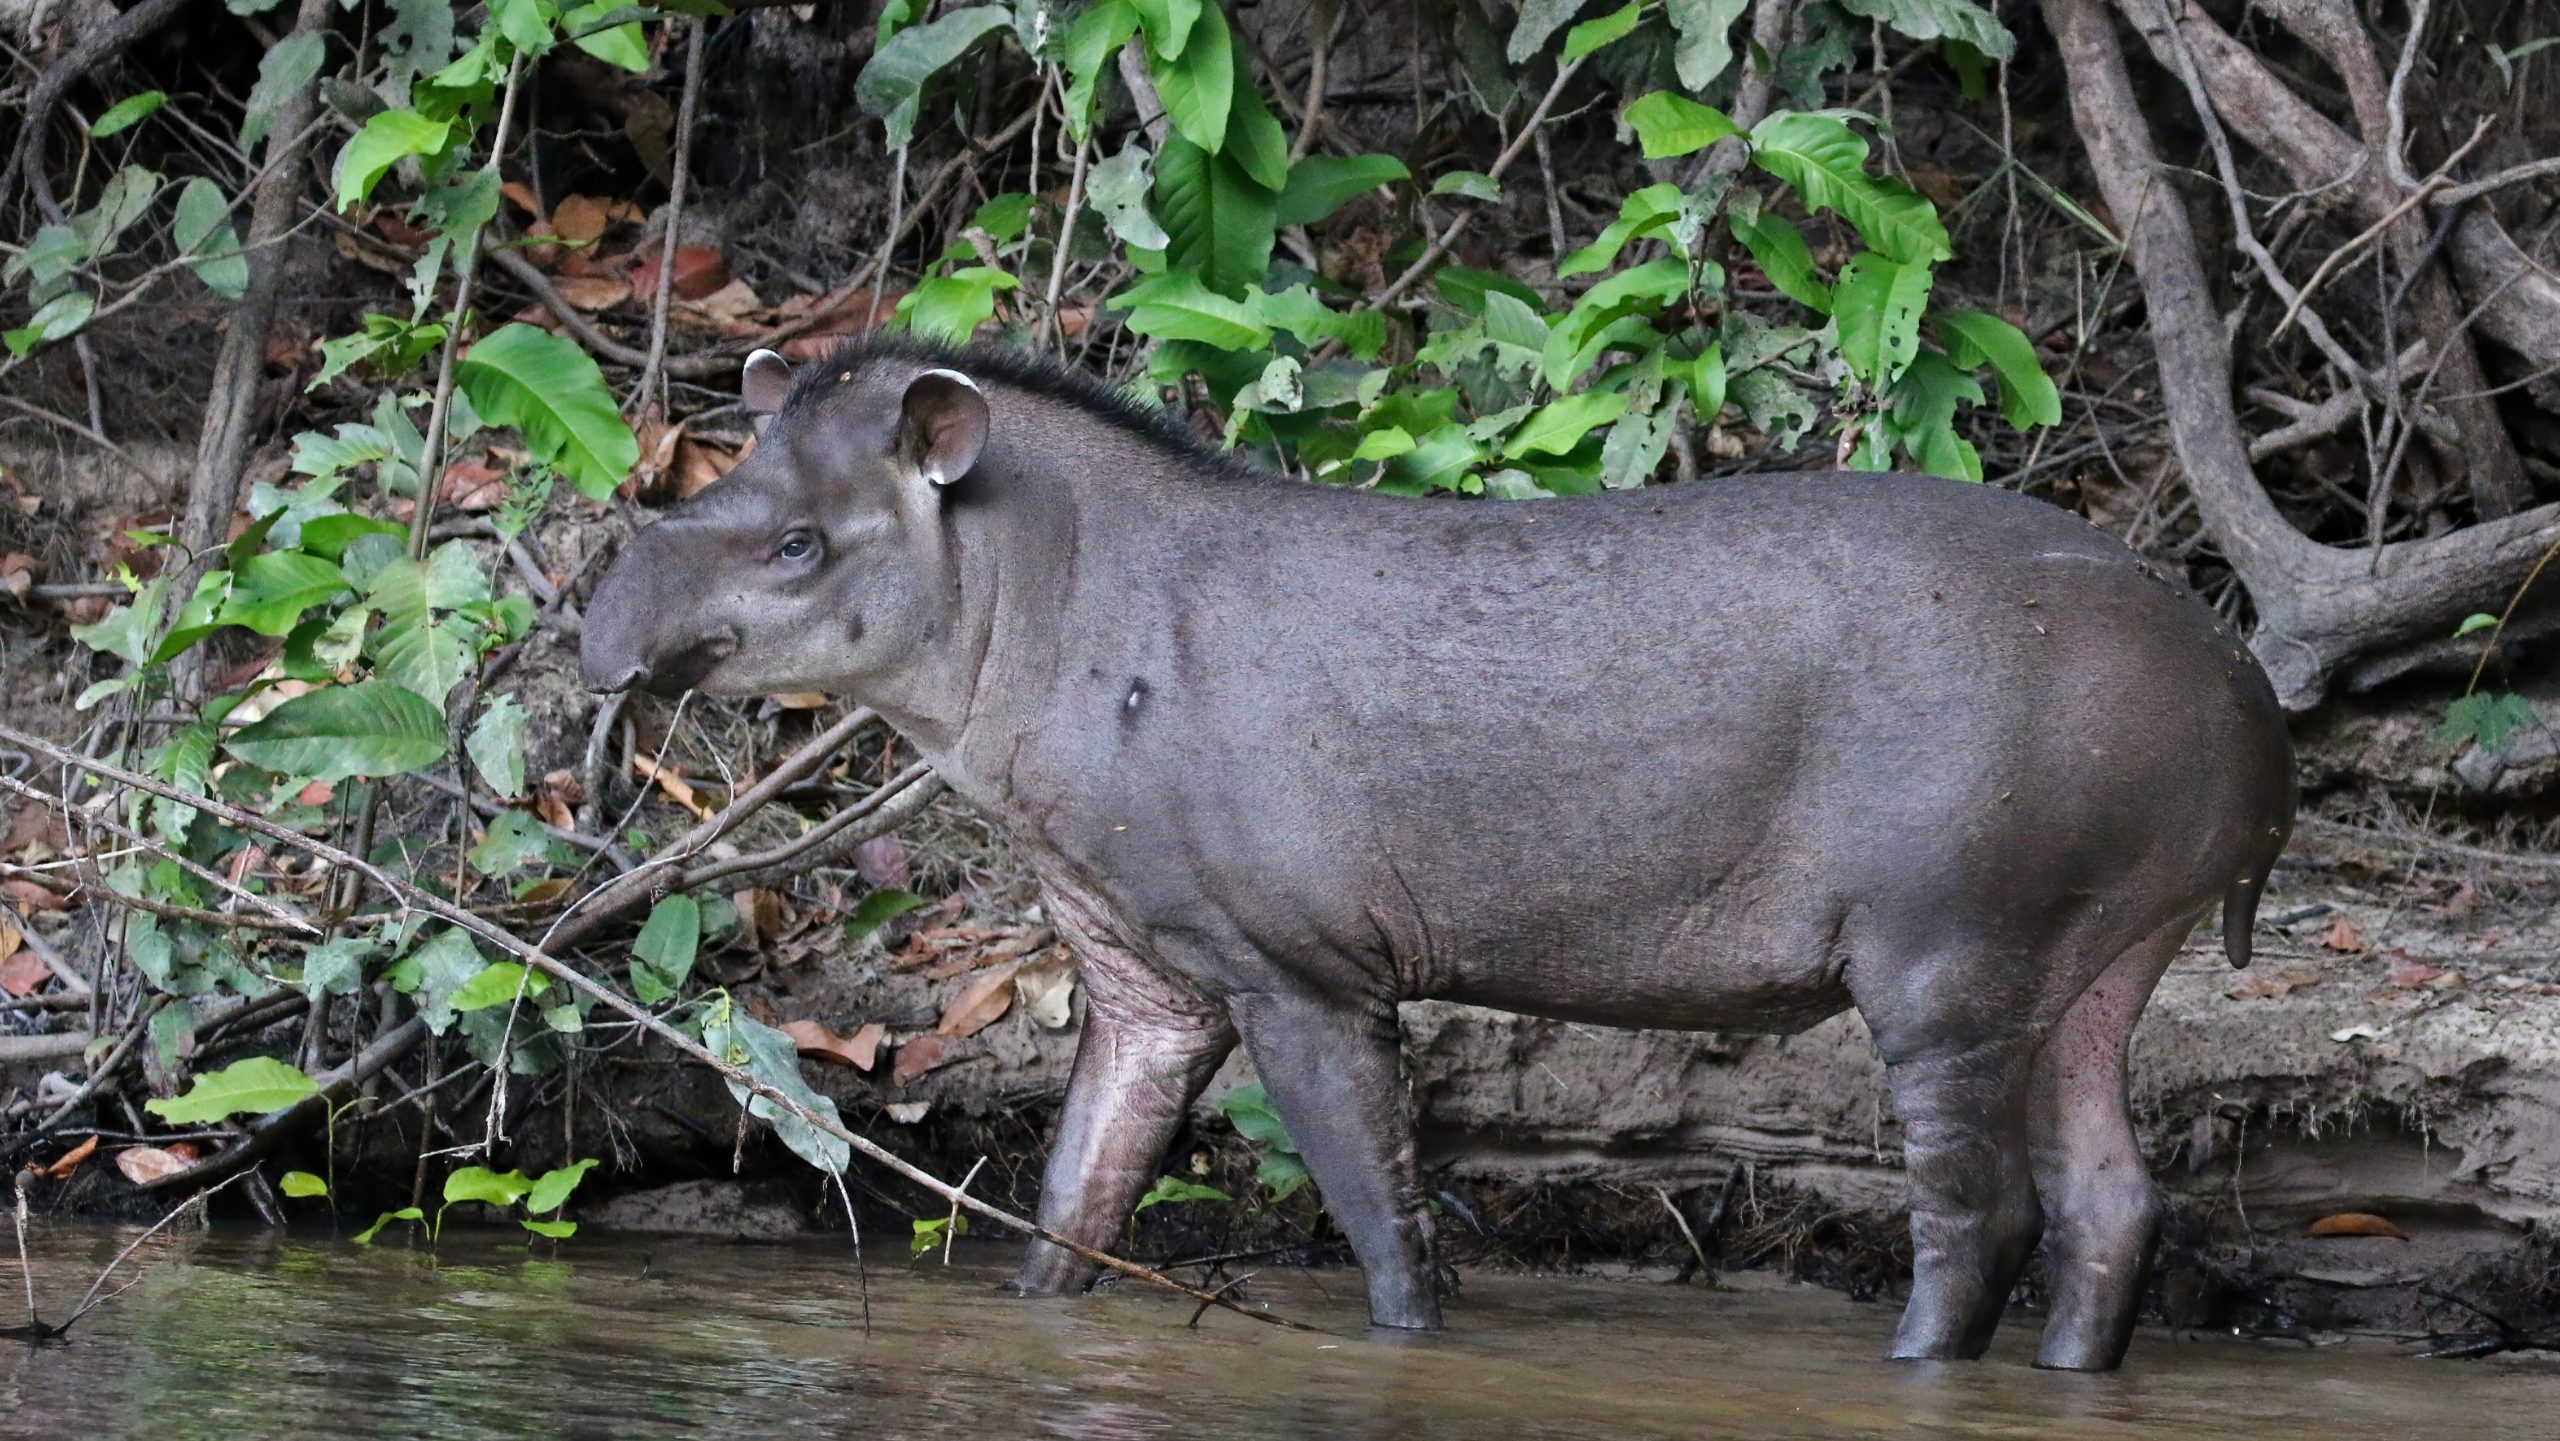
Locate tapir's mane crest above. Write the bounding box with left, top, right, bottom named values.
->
left=781, top=333, right=1253, bottom=476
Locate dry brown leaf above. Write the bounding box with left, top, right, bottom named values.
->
left=771, top=692, right=830, bottom=710
left=296, top=780, right=336, bottom=807
left=784, top=1018, right=884, bottom=1071
left=939, top=961, right=1021, bottom=1038
left=2225, top=966, right=2319, bottom=1002
left=552, top=193, right=611, bottom=245
left=552, top=273, right=632, bottom=311
left=0, top=551, right=38, bottom=600
left=2386, top=953, right=2452, bottom=989
left=690, top=278, right=765, bottom=322
left=440, top=460, right=510, bottom=512
left=631, top=246, right=729, bottom=301
left=892, top=1033, right=951, bottom=1086
left=632, top=755, right=713, bottom=820
left=673, top=436, right=739, bottom=498
left=1015, top=953, right=1076, bottom=1029
left=2320, top=918, right=2367, bottom=953
left=733, top=887, right=785, bottom=950
left=536, top=771, right=578, bottom=831
left=42, top=1133, right=98, bottom=1179
left=499, top=180, right=543, bottom=219
left=2305, top=1212, right=2409, bottom=1241
left=4, top=879, right=68, bottom=914
left=853, top=835, right=909, bottom=890
left=116, top=1145, right=191, bottom=1185
left=1, top=947, right=46, bottom=999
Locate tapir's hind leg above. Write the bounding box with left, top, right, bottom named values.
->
left=2024, top=922, right=2185, bottom=1371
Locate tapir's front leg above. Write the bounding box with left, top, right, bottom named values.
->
left=1012, top=896, right=1235, bottom=1296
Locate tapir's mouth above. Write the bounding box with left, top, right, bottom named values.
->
left=588, top=627, right=738, bottom=696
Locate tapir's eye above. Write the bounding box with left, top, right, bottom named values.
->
left=776, top=531, right=817, bottom=562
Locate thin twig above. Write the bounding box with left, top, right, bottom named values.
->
left=638, top=18, right=708, bottom=418
left=0, top=775, right=317, bottom=934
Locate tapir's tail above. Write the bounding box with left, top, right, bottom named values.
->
left=2222, top=812, right=2293, bottom=970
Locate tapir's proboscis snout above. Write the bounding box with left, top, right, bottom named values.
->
left=578, top=334, right=2297, bottom=1374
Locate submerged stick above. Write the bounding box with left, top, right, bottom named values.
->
left=0, top=720, right=1319, bottom=1334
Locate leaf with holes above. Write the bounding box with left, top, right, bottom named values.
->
left=1665, top=0, right=1750, bottom=90
left=1833, top=0, right=2014, bottom=61
left=1087, top=141, right=1171, bottom=248
left=1832, top=251, right=1933, bottom=387
left=226, top=681, right=446, bottom=781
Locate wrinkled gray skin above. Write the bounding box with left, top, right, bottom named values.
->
left=582, top=339, right=2295, bottom=1371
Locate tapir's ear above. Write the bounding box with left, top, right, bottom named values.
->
left=898, top=368, right=989, bottom=489
left=741, top=349, right=794, bottom=415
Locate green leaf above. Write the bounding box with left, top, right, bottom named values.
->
left=1937, top=309, right=2061, bottom=429
left=1087, top=141, right=1171, bottom=248
left=1256, top=1150, right=1310, bottom=1202
left=173, top=178, right=249, bottom=299
left=444, top=1165, right=534, bottom=1208
left=1218, top=1083, right=1297, bottom=1150
left=894, top=266, right=1019, bottom=342
left=1062, top=0, right=1140, bottom=143
left=562, top=1, right=648, bottom=69
left=1624, top=92, right=1741, bottom=159
left=145, top=1056, right=320, bottom=1124
left=1152, top=1, right=1233, bottom=151
left=1748, top=111, right=1950, bottom=264
left=227, top=680, right=446, bottom=781
left=1879, top=350, right=1986, bottom=480
left=302, top=938, right=370, bottom=999
left=1834, top=0, right=2015, bottom=61
left=521, top=1218, right=578, bottom=1239
left=2437, top=693, right=2538, bottom=753
left=280, top=1170, right=330, bottom=1199
left=1504, top=390, right=1630, bottom=458
left=1275, top=154, right=1408, bottom=228
left=1108, top=272, right=1270, bottom=349
left=216, top=550, right=347, bottom=635
left=1671, top=343, right=1727, bottom=417
left=854, top=5, right=1012, bottom=144
left=1225, top=67, right=1290, bottom=193
left=365, top=557, right=473, bottom=704
left=1564, top=0, right=1644, bottom=60
left=1665, top=0, right=1749, bottom=90
left=400, top=928, right=488, bottom=1034
left=1601, top=392, right=1677, bottom=489
left=1136, top=1175, right=1232, bottom=1211
left=353, top=1207, right=425, bottom=1245
left=632, top=894, right=701, bottom=1004
left=526, top=1158, right=598, bottom=1215
left=333, top=108, right=453, bottom=211
left=846, top=887, right=928, bottom=940
left=466, top=694, right=529, bottom=798
left=1430, top=170, right=1501, bottom=203
left=457, top=323, right=638, bottom=499
left=1131, top=0, right=1202, bottom=58
left=703, top=1003, right=850, bottom=1174
left=6, top=291, right=94, bottom=356
left=2455, top=613, right=2500, bottom=639
left=1558, top=183, right=1683, bottom=278
left=1353, top=426, right=1417, bottom=462
left=468, top=810, right=550, bottom=876
left=1732, top=367, right=1815, bottom=447
left=449, top=961, right=538, bottom=1013
left=89, top=90, right=167, bottom=138
left=1833, top=251, right=1933, bottom=387
left=1257, top=285, right=1386, bottom=359
left=244, top=32, right=327, bottom=150
left=1729, top=205, right=1832, bottom=311
left=1153, top=137, right=1277, bottom=298
left=1508, top=0, right=1596, bottom=61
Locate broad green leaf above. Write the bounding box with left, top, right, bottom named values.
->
left=227, top=680, right=446, bottom=781
left=846, top=887, right=928, bottom=939
left=6, top=291, right=94, bottom=356
left=1153, top=137, right=1276, bottom=298
left=1937, top=309, right=2061, bottom=428
left=366, top=556, right=474, bottom=703
left=1379, top=424, right=1483, bottom=495
left=1131, top=0, right=1202, bottom=58
left=173, top=178, right=249, bottom=299
left=1109, top=272, right=1271, bottom=349
left=1225, top=61, right=1290, bottom=193
left=353, top=1207, right=425, bottom=1245
left=1748, top=111, right=1950, bottom=264
left=1430, top=170, right=1501, bottom=202
left=280, top=1170, right=330, bottom=1199
left=895, top=266, right=1019, bottom=342
left=89, top=90, right=167, bottom=138
left=457, top=323, right=638, bottom=499
left=1731, top=367, right=1815, bottom=446
left=522, top=1218, right=578, bottom=1239
left=1508, top=0, right=1596, bottom=61
left=244, top=32, right=326, bottom=149
left=1671, top=343, right=1727, bottom=417
left=1151, top=1, right=1233, bottom=152
left=703, top=1002, right=851, bottom=1174
left=1087, top=141, right=1171, bottom=248
left=334, top=108, right=452, bottom=211
left=468, top=810, right=550, bottom=876
left=1353, top=426, right=1417, bottom=462
left=448, top=961, right=539, bottom=1013
left=1835, top=0, right=2014, bottom=61
left=152, top=569, right=233, bottom=663
left=68, top=579, right=162, bottom=669
left=1558, top=183, right=1683, bottom=278
left=1062, top=0, right=1140, bottom=142
left=1624, top=92, right=1741, bottom=159
left=2437, top=692, right=2538, bottom=753
left=302, top=938, right=370, bottom=998
left=632, top=894, right=700, bottom=1004
left=562, top=1, right=649, bottom=69
left=1275, top=153, right=1409, bottom=227
left=491, top=0, right=554, bottom=55
left=216, top=550, right=347, bottom=635
left=71, top=165, right=161, bottom=256
left=1665, top=0, right=1749, bottom=90
left=1257, top=285, right=1386, bottom=359
left=1729, top=205, right=1831, bottom=311
left=526, top=1158, right=598, bottom=1214
left=466, top=694, right=529, bottom=797
left=1136, top=1176, right=1232, bottom=1211
left=1564, top=0, right=1643, bottom=60
left=1832, top=251, right=1932, bottom=387
left=444, top=1165, right=534, bottom=1208
left=145, top=1056, right=320, bottom=1124
left=1504, top=390, right=1630, bottom=458
left=854, top=5, right=1012, bottom=146
left=1881, top=350, right=1986, bottom=481
left=401, top=928, right=488, bottom=1034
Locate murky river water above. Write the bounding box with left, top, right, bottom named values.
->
left=5, top=1225, right=2557, bottom=1439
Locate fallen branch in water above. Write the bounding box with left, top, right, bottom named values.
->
left=0, top=719, right=1319, bottom=1334
left=3, top=1168, right=250, bottom=1342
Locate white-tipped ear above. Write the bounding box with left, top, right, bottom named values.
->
left=741, top=348, right=794, bottom=415
left=901, top=368, right=989, bottom=489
